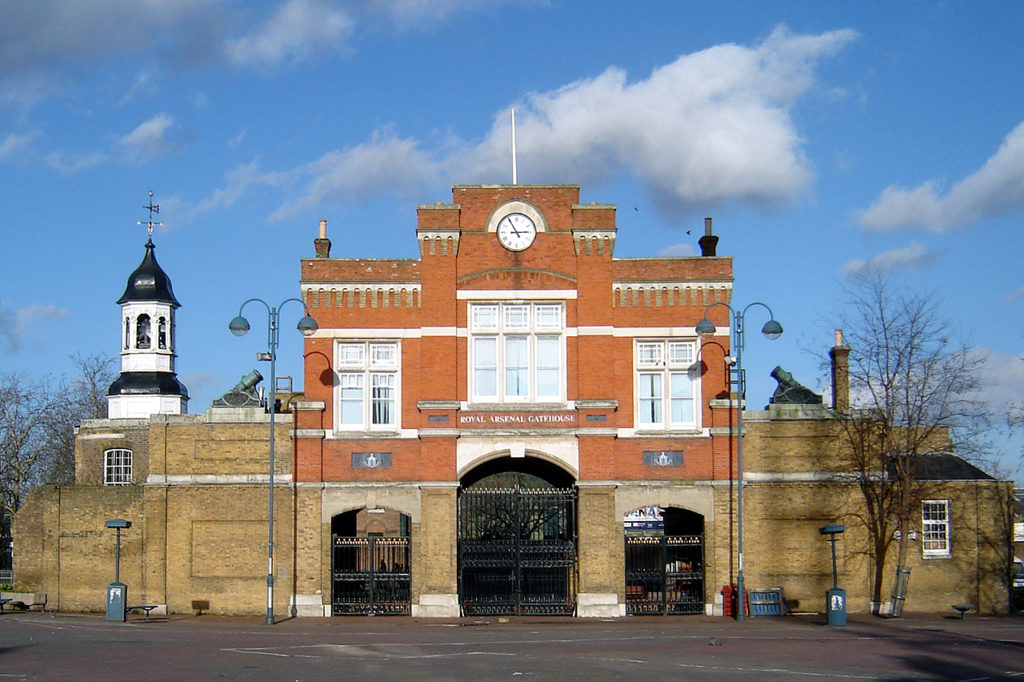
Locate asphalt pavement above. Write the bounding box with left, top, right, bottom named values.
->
left=1, top=610, right=1022, bottom=681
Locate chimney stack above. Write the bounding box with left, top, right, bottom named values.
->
left=699, top=217, right=719, bottom=257
left=314, top=219, right=331, bottom=258
left=830, top=329, right=850, bottom=411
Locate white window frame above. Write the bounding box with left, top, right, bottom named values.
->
left=104, top=448, right=133, bottom=486
left=635, top=339, right=699, bottom=431
left=921, top=499, right=951, bottom=557
left=469, top=302, right=565, bottom=404
left=335, top=341, right=400, bottom=432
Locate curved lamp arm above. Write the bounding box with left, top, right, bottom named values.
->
left=228, top=297, right=318, bottom=340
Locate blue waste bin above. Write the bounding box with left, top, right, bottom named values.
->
left=106, top=582, right=126, bottom=622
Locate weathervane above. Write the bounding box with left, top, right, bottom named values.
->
left=138, top=190, right=163, bottom=242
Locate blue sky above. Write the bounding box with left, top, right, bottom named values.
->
left=1, top=1, right=1022, bottom=482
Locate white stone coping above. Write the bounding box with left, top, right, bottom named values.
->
left=146, top=474, right=293, bottom=485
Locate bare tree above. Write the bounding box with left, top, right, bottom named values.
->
left=0, top=354, right=117, bottom=532
left=833, top=269, right=990, bottom=614
left=40, top=353, right=118, bottom=485
left=0, top=373, right=68, bottom=536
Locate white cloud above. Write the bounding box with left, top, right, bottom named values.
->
left=120, top=69, right=159, bottom=105
left=226, top=0, right=354, bottom=66
left=0, top=0, right=515, bottom=109
left=44, top=150, right=107, bottom=174
left=259, top=26, right=855, bottom=220
left=456, top=26, right=856, bottom=216
left=659, top=243, right=696, bottom=257
left=860, top=121, right=1024, bottom=232
left=974, top=347, right=1024, bottom=415
left=118, top=113, right=180, bottom=161
left=23, top=113, right=180, bottom=173
left=364, top=0, right=516, bottom=31
left=270, top=130, right=441, bottom=218
left=192, top=159, right=285, bottom=215
left=1003, top=285, right=1024, bottom=304
left=0, top=1, right=226, bottom=80
left=0, top=132, right=38, bottom=159
left=842, top=242, right=934, bottom=277
left=181, top=371, right=218, bottom=397
left=0, top=302, right=70, bottom=353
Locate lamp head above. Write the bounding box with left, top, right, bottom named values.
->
left=695, top=318, right=716, bottom=339
left=229, top=315, right=250, bottom=337
left=761, top=319, right=783, bottom=341
left=296, top=315, right=318, bottom=337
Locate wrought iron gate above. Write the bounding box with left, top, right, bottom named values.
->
left=331, top=536, right=411, bottom=615
left=625, top=534, right=704, bottom=615
left=458, top=487, right=577, bottom=616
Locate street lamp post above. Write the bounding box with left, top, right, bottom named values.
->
left=696, top=302, right=782, bottom=621
left=229, top=297, right=317, bottom=625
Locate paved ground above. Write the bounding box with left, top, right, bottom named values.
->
left=1, top=611, right=1023, bottom=681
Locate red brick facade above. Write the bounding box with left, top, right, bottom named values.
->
left=296, top=184, right=736, bottom=488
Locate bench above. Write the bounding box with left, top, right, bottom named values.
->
left=127, top=605, right=159, bottom=621
left=0, top=598, right=11, bottom=613
left=952, top=604, right=973, bottom=621
left=4, top=594, right=46, bottom=612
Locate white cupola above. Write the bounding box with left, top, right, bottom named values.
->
left=106, top=204, right=189, bottom=418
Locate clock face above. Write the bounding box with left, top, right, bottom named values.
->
left=496, top=213, right=537, bottom=251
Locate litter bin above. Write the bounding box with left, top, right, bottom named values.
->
left=889, top=567, right=911, bottom=618
left=826, top=587, right=846, bottom=626
left=106, top=582, right=126, bottom=622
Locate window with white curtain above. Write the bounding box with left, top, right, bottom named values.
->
left=335, top=341, right=399, bottom=431
left=470, top=303, right=564, bottom=403
left=635, top=340, right=698, bottom=430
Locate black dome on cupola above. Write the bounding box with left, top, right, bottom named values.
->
left=117, top=239, right=180, bottom=307
left=107, top=371, right=189, bottom=398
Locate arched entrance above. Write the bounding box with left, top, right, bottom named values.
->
left=624, top=506, right=705, bottom=615
left=330, top=507, right=411, bottom=615
left=458, top=456, right=577, bottom=616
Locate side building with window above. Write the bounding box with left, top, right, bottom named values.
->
left=13, top=228, right=290, bottom=615
left=740, top=397, right=1013, bottom=615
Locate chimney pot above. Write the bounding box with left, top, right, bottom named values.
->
left=699, top=217, right=719, bottom=257
left=314, top=219, right=332, bottom=258
left=830, top=329, right=851, bottom=411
